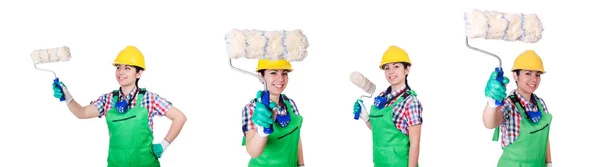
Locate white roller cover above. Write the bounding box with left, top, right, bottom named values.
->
left=464, top=9, right=543, bottom=43
left=225, top=29, right=309, bottom=62
left=31, top=46, right=71, bottom=64
left=350, top=71, right=376, bottom=94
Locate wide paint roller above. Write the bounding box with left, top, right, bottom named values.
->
left=225, top=29, right=309, bottom=135
left=464, top=9, right=543, bottom=106
left=350, top=71, right=376, bottom=120
left=30, top=46, right=72, bottom=101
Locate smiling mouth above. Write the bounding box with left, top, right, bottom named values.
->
left=527, top=84, right=536, bottom=88
left=388, top=76, right=397, bottom=80
left=273, top=84, right=284, bottom=88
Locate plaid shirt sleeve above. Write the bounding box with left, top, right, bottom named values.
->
left=241, top=99, right=258, bottom=135
left=92, top=93, right=112, bottom=118
left=391, top=95, right=423, bottom=135
left=500, top=98, right=514, bottom=120
left=498, top=98, right=518, bottom=148
left=145, top=92, right=173, bottom=117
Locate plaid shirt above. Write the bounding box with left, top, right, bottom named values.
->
left=241, top=94, right=300, bottom=135
left=92, top=88, right=173, bottom=132
left=378, top=85, right=424, bottom=135
left=498, top=89, right=549, bottom=148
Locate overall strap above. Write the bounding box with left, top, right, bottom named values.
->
left=534, top=95, right=545, bottom=113
left=136, top=88, right=147, bottom=107
left=508, top=94, right=527, bottom=118
left=384, top=87, right=414, bottom=107
left=112, top=90, right=120, bottom=108
left=536, top=99, right=545, bottom=113
left=112, top=88, right=147, bottom=96
left=112, top=90, right=119, bottom=97
left=508, top=92, right=543, bottom=119
left=281, top=94, right=297, bottom=116
left=391, top=89, right=413, bottom=106
left=493, top=126, right=501, bottom=141
left=111, top=88, right=147, bottom=107
left=395, top=89, right=417, bottom=120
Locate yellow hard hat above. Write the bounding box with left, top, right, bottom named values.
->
left=256, top=59, right=293, bottom=71
left=379, top=46, right=412, bottom=70
left=512, top=50, right=544, bottom=73
left=113, top=46, right=146, bottom=70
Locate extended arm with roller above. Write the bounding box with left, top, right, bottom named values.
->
left=482, top=71, right=510, bottom=129
left=245, top=101, right=276, bottom=158
left=53, top=81, right=101, bottom=119
left=353, top=99, right=372, bottom=130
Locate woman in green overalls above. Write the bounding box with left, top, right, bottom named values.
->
left=483, top=50, right=552, bottom=167
left=240, top=59, right=305, bottom=167
left=51, top=46, right=188, bottom=167
left=353, top=46, right=423, bottom=167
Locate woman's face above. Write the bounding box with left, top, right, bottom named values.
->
left=513, top=70, right=542, bottom=95
left=260, top=69, right=289, bottom=96
left=382, top=62, right=409, bottom=86
left=115, top=64, right=142, bottom=86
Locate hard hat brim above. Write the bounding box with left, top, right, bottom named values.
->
left=256, top=68, right=294, bottom=72
left=113, top=61, right=146, bottom=70
left=379, top=61, right=412, bottom=70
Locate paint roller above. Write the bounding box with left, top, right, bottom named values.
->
left=350, top=71, right=376, bottom=120
left=464, top=9, right=543, bottom=106
left=225, top=29, right=309, bottom=135
left=30, top=46, right=72, bottom=101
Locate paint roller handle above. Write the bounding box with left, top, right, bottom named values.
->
left=353, top=99, right=369, bottom=122
left=53, top=78, right=66, bottom=102
left=353, top=99, right=363, bottom=120
left=260, top=90, right=274, bottom=135
left=494, top=67, right=505, bottom=106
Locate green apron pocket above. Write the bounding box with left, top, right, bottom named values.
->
left=277, top=126, right=299, bottom=140
left=370, top=115, right=383, bottom=118
left=530, top=123, right=549, bottom=134
left=112, top=115, right=137, bottom=122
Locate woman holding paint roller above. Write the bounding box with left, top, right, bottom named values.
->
left=241, top=59, right=305, bottom=167
left=224, top=29, right=308, bottom=167
left=51, top=46, right=187, bottom=166
left=483, top=50, right=552, bottom=167
left=353, top=46, right=423, bottom=167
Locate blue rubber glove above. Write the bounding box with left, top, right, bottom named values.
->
left=52, top=81, right=73, bottom=104
left=353, top=99, right=369, bottom=122
left=485, top=71, right=510, bottom=107
left=152, top=139, right=170, bottom=158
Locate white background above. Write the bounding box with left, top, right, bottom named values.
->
left=0, top=0, right=598, bottom=166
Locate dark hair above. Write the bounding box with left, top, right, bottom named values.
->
left=257, top=69, right=266, bottom=76
left=257, top=69, right=291, bottom=77
left=512, top=69, right=522, bottom=76
left=134, top=66, right=144, bottom=88
left=399, top=62, right=412, bottom=90
left=512, top=69, right=521, bottom=85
